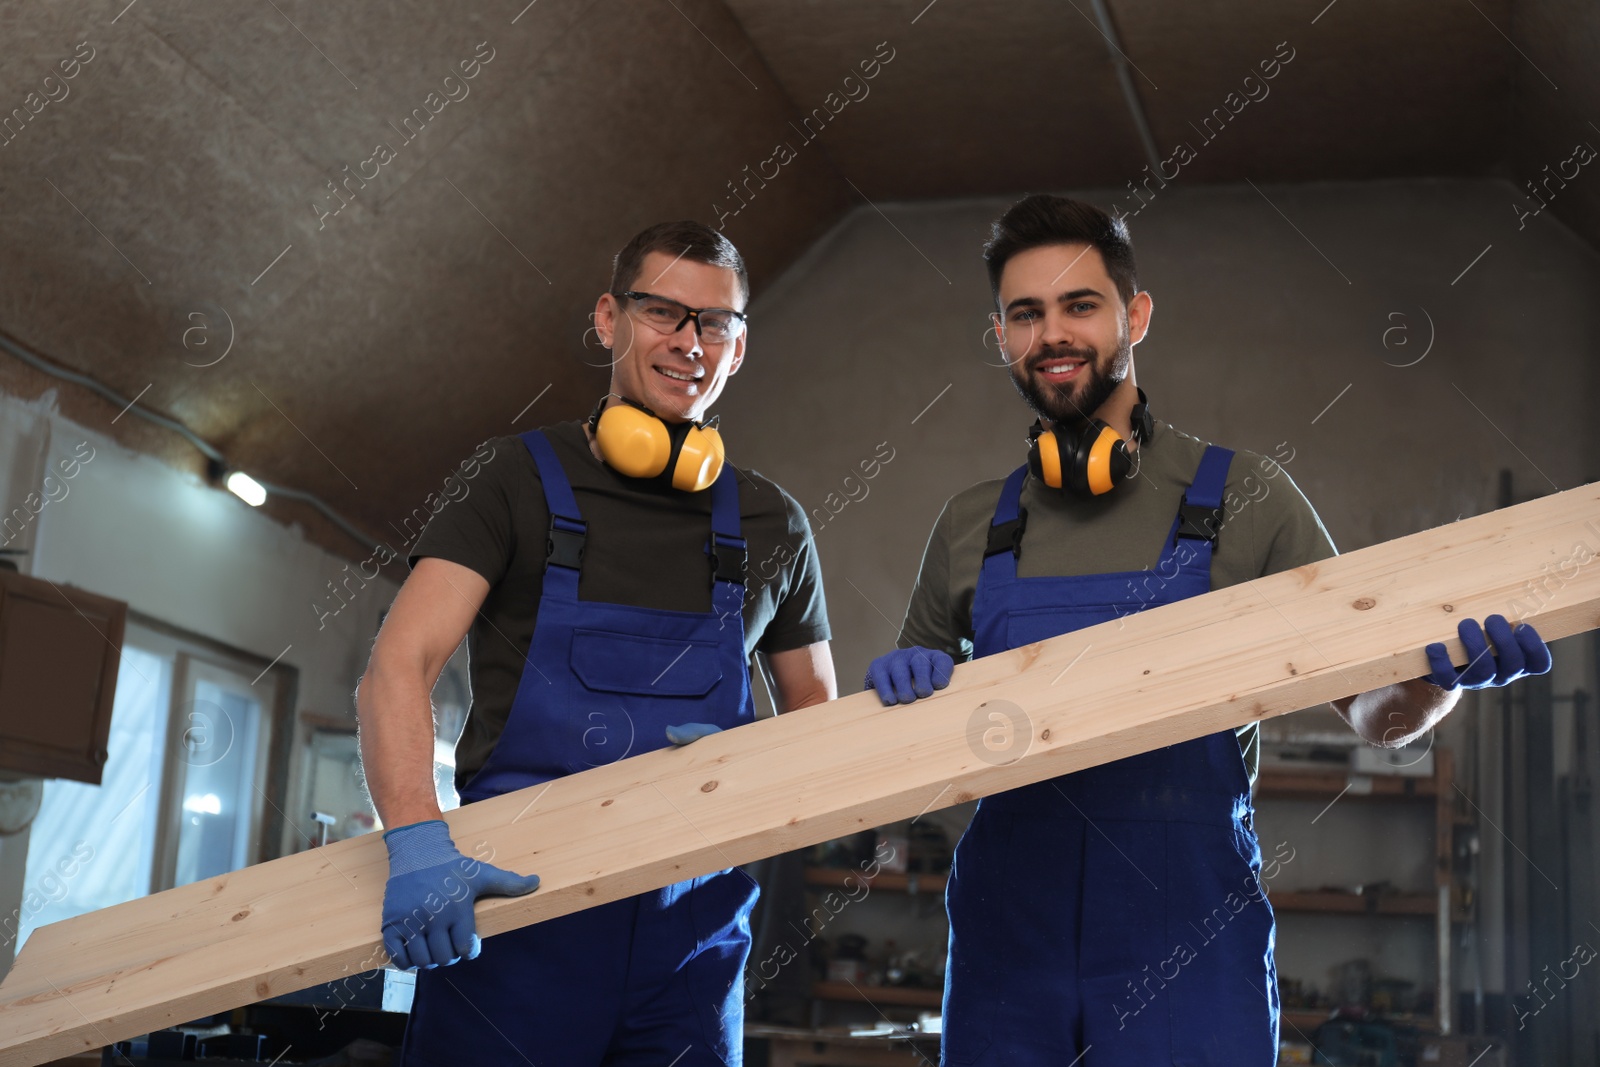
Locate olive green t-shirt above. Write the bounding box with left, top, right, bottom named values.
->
left=410, top=420, right=831, bottom=787
left=896, top=417, right=1337, bottom=782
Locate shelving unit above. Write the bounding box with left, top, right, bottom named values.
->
left=1268, top=890, right=1438, bottom=916
left=800, top=862, right=948, bottom=1022
left=1279, top=1007, right=1441, bottom=1035
left=802, top=867, right=947, bottom=894
left=1255, top=767, right=1440, bottom=801
left=809, top=982, right=943, bottom=1008
left=1257, top=748, right=1457, bottom=1037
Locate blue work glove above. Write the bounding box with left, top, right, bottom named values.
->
left=866, top=646, right=955, bottom=706
left=380, top=819, right=540, bottom=971
left=1424, top=614, right=1552, bottom=690
left=666, top=722, right=723, bottom=746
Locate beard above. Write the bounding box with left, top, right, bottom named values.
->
left=1009, top=320, right=1132, bottom=433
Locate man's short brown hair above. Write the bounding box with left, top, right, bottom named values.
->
left=983, top=194, right=1138, bottom=310
left=610, top=221, right=750, bottom=308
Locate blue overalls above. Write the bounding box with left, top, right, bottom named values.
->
left=400, top=430, right=760, bottom=1067
left=941, top=446, right=1279, bottom=1067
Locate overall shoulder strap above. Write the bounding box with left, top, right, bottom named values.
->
left=1175, top=445, right=1234, bottom=544
left=1156, top=443, right=1234, bottom=582
left=519, top=430, right=586, bottom=594
left=979, top=465, right=1030, bottom=585
left=707, top=467, right=747, bottom=617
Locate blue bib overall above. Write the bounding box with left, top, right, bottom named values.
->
left=941, top=446, right=1279, bottom=1067
left=400, top=430, right=759, bottom=1067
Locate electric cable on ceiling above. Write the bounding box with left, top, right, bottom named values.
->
left=0, top=331, right=381, bottom=554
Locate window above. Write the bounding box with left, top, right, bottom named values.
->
left=168, top=660, right=271, bottom=887
left=13, top=616, right=289, bottom=954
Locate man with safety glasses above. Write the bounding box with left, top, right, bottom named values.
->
left=358, top=220, right=836, bottom=1065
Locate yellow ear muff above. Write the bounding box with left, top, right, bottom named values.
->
left=1085, top=427, right=1120, bottom=496
left=1027, top=418, right=1133, bottom=497
left=594, top=403, right=672, bottom=479
left=671, top=424, right=726, bottom=492
left=1035, top=429, right=1063, bottom=488
left=592, top=396, right=727, bottom=491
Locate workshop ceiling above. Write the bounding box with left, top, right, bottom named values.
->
left=0, top=0, right=1592, bottom=564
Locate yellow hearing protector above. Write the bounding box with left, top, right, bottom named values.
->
left=587, top=395, right=726, bottom=492
left=1027, top=388, right=1153, bottom=497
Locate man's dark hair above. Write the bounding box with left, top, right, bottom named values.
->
left=610, top=221, right=750, bottom=308
left=983, top=194, right=1138, bottom=310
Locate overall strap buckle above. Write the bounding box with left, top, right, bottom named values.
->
left=546, top=515, right=587, bottom=571
left=1173, top=444, right=1233, bottom=546
left=1176, top=504, right=1224, bottom=544
left=709, top=532, right=747, bottom=585
left=984, top=508, right=1029, bottom=559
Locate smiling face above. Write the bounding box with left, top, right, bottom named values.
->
left=994, top=242, right=1152, bottom=430
left=593, top=250, right=748, bottom=424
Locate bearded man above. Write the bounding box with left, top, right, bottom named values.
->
left=864, top=193, right=1550, bottom=1066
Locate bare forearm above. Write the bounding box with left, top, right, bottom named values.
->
left=356, top=660, right=444, bottom=829
left=778, top=679, right=835, bottom=713
left=1334, top=678, right=1460, bottom=747
left=766, top=641, right=838, bottom=714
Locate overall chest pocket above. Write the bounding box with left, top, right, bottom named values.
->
left=1004, top=604, right=1123, bottom=648
left=569, top=629, right=724, bottom=697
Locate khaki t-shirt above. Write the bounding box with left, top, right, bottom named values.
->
left=410, top=420, right=831, bottom=787
left=896, top=417, right=1337, bottom=782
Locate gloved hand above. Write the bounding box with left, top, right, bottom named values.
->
left=866, top=646, right=955, bottom=706
left=381, top=819, right=540, bottom=971
left=666, top=722, right=723, bottom=746
left=1424, top=614, right=1552, bottom=690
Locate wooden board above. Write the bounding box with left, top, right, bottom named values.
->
left=2, top=484, right=1598, bottom=1065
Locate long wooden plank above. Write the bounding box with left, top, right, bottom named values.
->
left=3, top=484, right=1598, bottom=1065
